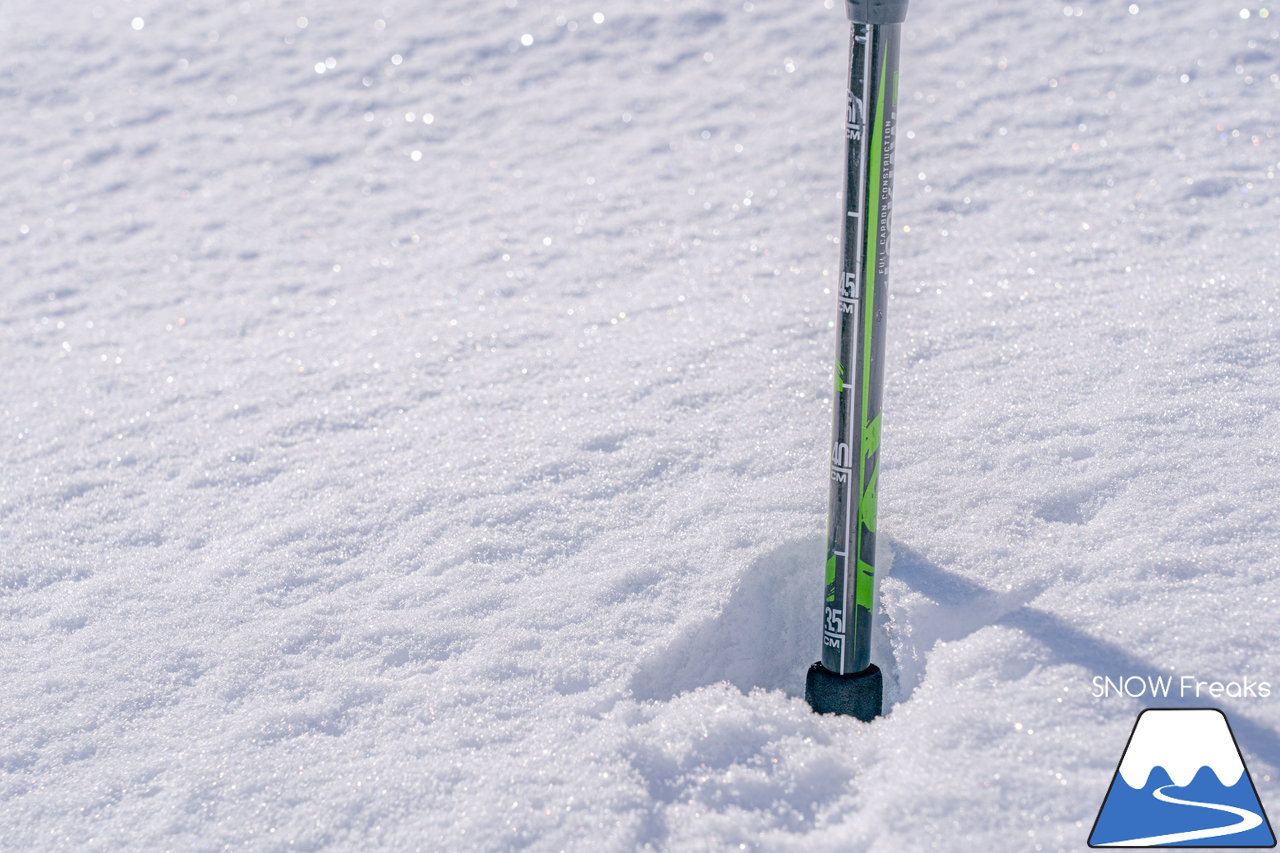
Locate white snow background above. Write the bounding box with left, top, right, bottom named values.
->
left=2, top=0, right=1278, bottom=850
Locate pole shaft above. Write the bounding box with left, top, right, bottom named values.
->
left=821, top=21, right=901, bottom=675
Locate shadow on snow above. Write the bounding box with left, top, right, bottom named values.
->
left=627, top=536, right=1280, bottom=776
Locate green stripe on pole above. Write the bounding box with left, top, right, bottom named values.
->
left=855, top=44, right=888, bottom=613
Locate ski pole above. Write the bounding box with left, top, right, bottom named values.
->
left=805, top=0, right=908, bottom=721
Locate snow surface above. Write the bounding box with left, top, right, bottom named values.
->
left=2, top=0, right=1279, bottom=850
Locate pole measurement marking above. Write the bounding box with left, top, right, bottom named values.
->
left=841, top=23, right=876, bottom=675
left=823, top=18, right=897, bottom=680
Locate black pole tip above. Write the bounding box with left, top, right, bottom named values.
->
left=805, top=662, right=883, bottom=721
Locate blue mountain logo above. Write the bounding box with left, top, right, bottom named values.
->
left=1089, top=708, right=1275, bottom=847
